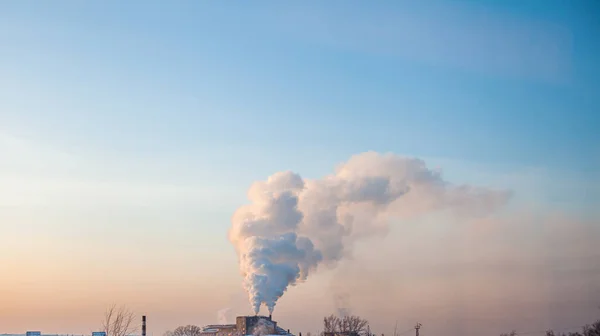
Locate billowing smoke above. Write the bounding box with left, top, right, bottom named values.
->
left=229, top=152, right=511, bottom=314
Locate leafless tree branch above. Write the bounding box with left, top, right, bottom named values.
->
left=323, top=314, right=369, bottom=336
left=102, top=304, right=138, bottom=336
left=172, top=325, right=203, bottom=336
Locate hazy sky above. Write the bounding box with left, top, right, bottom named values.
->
left=1, top=1, right=599, bottom=336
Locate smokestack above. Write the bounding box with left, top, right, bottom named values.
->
left=142, top=316, right=146, bottom=336
left=269, top=314, right=272, bottom=321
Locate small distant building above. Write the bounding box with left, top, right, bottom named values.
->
left=323, top=332, right=360, bottom=336
left=200, top=325, right=237, bottom=336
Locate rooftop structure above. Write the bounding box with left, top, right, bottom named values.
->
left=201, top=316, right=293, bottom=336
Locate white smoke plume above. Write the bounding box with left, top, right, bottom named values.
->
left=217, top=307, right=231, bottom=324
left=229, top=152, right=511, bottom=314
left=252, top=318, right=276, bottom=336
left=333, top=292, right=352, bottom=317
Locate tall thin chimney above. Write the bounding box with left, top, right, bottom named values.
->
left=142, top=316, right=147, bottom=336
left=268, top=314, right=272, bottom=321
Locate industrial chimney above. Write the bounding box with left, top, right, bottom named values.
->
left=142, top=316, right=146, bottom=336
left=268, top=314, right=272, bottom=321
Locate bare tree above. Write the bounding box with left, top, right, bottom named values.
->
left=582, top=320, right=600, bottom=336
left=341, top=315, right=369, bottom=335
left=323, top=314, right=369, bottom=336
left=102, top=304, right=138, bottom=336
left=172, top=326, right=203, bottom=336
left=544, top=319, right=600, bottom=336
left=324, top=315, right=341, bottom=333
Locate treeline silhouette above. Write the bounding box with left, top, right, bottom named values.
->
left=500, top=318, right=600, bottom=336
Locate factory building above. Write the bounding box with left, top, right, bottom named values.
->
left=201, top=315, right=292, bottom=336
left=199, top=324, right=237, bottom=336
left=236, top=315, right=277, bottom=335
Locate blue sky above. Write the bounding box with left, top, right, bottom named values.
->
left=2, top=0, right=599, bottom=173
left=1, top=1, right=599, bottom=334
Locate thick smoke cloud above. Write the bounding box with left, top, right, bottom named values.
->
left=229, top=152, right=511, bottom=314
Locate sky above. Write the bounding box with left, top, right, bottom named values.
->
left=0, top=1, right=599, bottom=336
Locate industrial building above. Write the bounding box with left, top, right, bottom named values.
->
left=200, top=315, right=292, bottom=336
left=199, top=324, right=237, bottom=336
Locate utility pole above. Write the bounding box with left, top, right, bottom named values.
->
left=414, top=323, right=421, bottom=336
